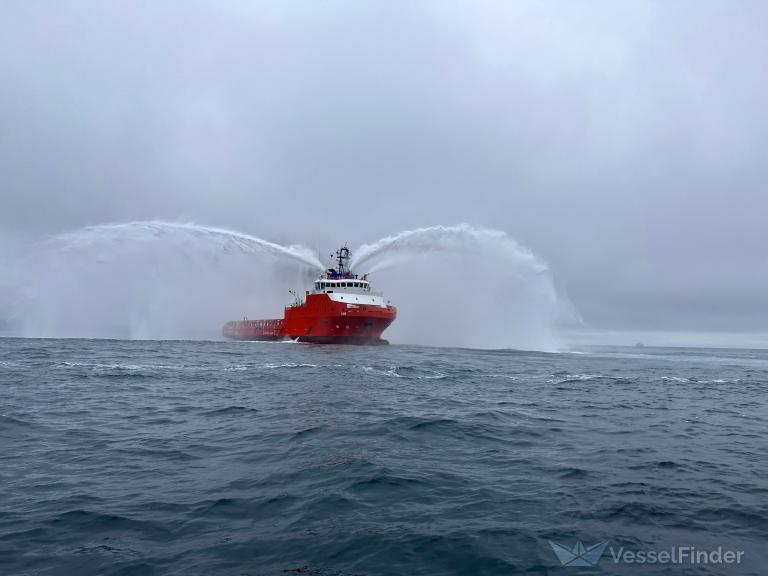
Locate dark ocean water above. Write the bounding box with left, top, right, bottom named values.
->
left=1, top=338, right=766, bottom=575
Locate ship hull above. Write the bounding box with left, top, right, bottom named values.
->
left=223, top=293, right=396, bottom=345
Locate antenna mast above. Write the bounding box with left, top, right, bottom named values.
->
left=336, top=246, right=351, bottom=276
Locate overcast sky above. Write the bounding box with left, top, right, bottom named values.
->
left=1, top=0, right=766, bottom=336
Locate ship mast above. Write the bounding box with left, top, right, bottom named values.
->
left=335, top=246, right=351, bottom=276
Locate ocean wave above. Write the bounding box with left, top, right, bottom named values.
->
left=45, top=509, right=171, bottom=537
left=557, top=467, right=591, bottom=479
left=202, top=406, right=259, bottom=416
left=487, top=373, right=518, bottom=380
left=262, top=362, right=319, bottom=369
left=222, top=364, right=249, bottom=371
left=59, top=361, right=190, bottom=371
left=661, top=376, right=741, bottom=384
left=192, top=493, right=300, bottom=519
left=0, top=413, right=37, bottom=429
left=291, top=425, right=325, bottom=440
left=57, top=360, right=323, bottom=373
left=115, top=447, right=199, bottom=462
left=408, top=417, right=460, bottom=431
left=662, top=376, right=690, bottom=383
left=360, top=365, right=447, bottom=379
left=600, top=501, right=677, bottom=523
left=372, top=415, right=525, bottom=445
left=693, top=506, right=768, bottom=535
left=548, top=373, right=606, bottom=384
left=348, top=471, right=427, bottom=493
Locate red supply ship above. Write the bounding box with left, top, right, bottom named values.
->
left=223, top=247, right=396, bottom=344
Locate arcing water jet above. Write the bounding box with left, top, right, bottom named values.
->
left=352, top=224, right=565, bottom=350
left=17, top=221, right=322, bottom=339
left=54, top=221, right=324, bottom=270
